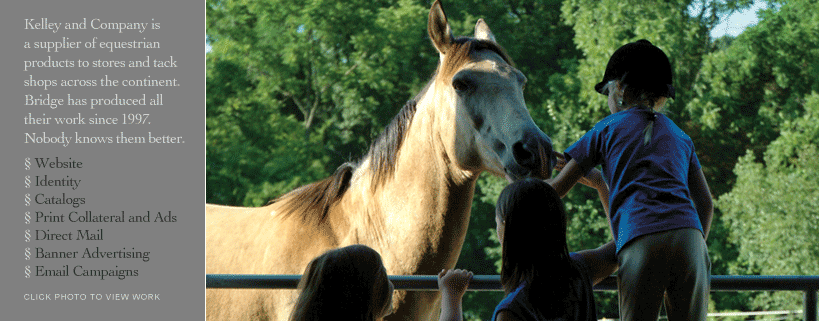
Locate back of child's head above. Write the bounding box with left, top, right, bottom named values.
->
left=289, top=244, right=392, bottom=321
left=595, top=39, right=674, bottom=109
left=496, top=178, right=578, bottom=302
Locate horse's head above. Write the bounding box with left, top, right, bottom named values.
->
left=427, top=0, right=555, bottom=181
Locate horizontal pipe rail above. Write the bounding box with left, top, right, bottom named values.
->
left=207, top=274, right=819, bottom=292
left=207, top=274, right=819, bottom=321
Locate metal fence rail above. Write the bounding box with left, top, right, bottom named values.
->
left=207, top=274, right=819, bottom=321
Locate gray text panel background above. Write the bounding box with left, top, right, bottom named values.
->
left=0, top=0, right=203, bottom=320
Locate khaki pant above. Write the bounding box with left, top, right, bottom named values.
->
left=617, top=228, right=710, bottom=321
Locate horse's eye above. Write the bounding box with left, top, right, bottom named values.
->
left=452, top=78, right=472, bottom=92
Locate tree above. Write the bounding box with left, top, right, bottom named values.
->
left=686, top=0, right=819, bottom=196
left=686, top=2, right=819, bottom=310
left=206, top=56, right=329, bottom=206
left=206, top=0, right=435, bottom=205
left=718, top=92, right=819, bottom=312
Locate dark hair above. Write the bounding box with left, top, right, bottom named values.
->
left=289, top=245, right=392, bottom=321
left=496, top=179, right=581, bottom=307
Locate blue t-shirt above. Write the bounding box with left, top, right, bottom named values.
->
left=491, top=253, right=596, bottom=321
left=565, top=108, right=703, bottom=253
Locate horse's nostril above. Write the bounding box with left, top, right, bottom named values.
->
left=512, top=142, right=535, bottom=167
left=494, top=140, right=506, bottom=155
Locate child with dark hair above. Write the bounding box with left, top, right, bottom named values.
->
left=439, top=178, right=617, bottom=321
left=548, top=39, right=714, bottom=321
left=289, top=244, right=394, bottom=321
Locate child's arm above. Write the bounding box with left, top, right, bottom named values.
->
left=688, top=165, right=713, bottom=239
left=437, top=269, right=473, bottom=321
left=546, top=152, right=584, bottom=198
left=578, top=166, right=611, bottom=220
left=581, top=167, right=616, bottom=238
left=574, top=241, right=617, bottom=285
left=550, top=152, right=612, bottom=223
left=554, top=153, right=618, bottom=285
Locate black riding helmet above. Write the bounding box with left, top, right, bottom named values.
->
left=594, top=39, right=675, bottom=99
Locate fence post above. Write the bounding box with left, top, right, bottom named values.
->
left=806, top=289, right=817, bottom=321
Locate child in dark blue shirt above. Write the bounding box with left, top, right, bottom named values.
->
left=548, top=39, right=714, bottom=321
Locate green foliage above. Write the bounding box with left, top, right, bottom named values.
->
left=718, top=92, right=819, bottom=311
left=206, top=56, right=330, bottom=206
left=206, top=0, right=436, bottom=205
left=687, top=0, right=819, bottom=195
left=682, top=0, right=819, bottom=312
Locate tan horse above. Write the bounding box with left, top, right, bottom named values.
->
left=206, top=1, right=554, bottom=320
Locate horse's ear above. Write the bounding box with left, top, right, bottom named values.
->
left=428, top=0, right=454, bottom=55
left=474, top=18, right=496, bottom=43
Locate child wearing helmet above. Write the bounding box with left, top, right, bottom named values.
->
left=547, top=39, right=714, bottom=321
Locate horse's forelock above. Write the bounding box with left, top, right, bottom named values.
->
left=439, top=37, right=514, bottom=81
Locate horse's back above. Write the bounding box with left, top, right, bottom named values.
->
left=206, top=202, right=341, bottom=271
left=207, top=204, right=266, bottom=272
left=206, top=202, right=343, bottom=321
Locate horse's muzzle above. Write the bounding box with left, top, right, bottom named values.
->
left=508, top=131, right=555, bottom=180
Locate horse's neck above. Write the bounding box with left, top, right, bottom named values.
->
left=341, top=90, right=477, bottom=274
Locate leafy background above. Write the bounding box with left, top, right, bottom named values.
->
left=206, top=0, right=819, bottom=319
